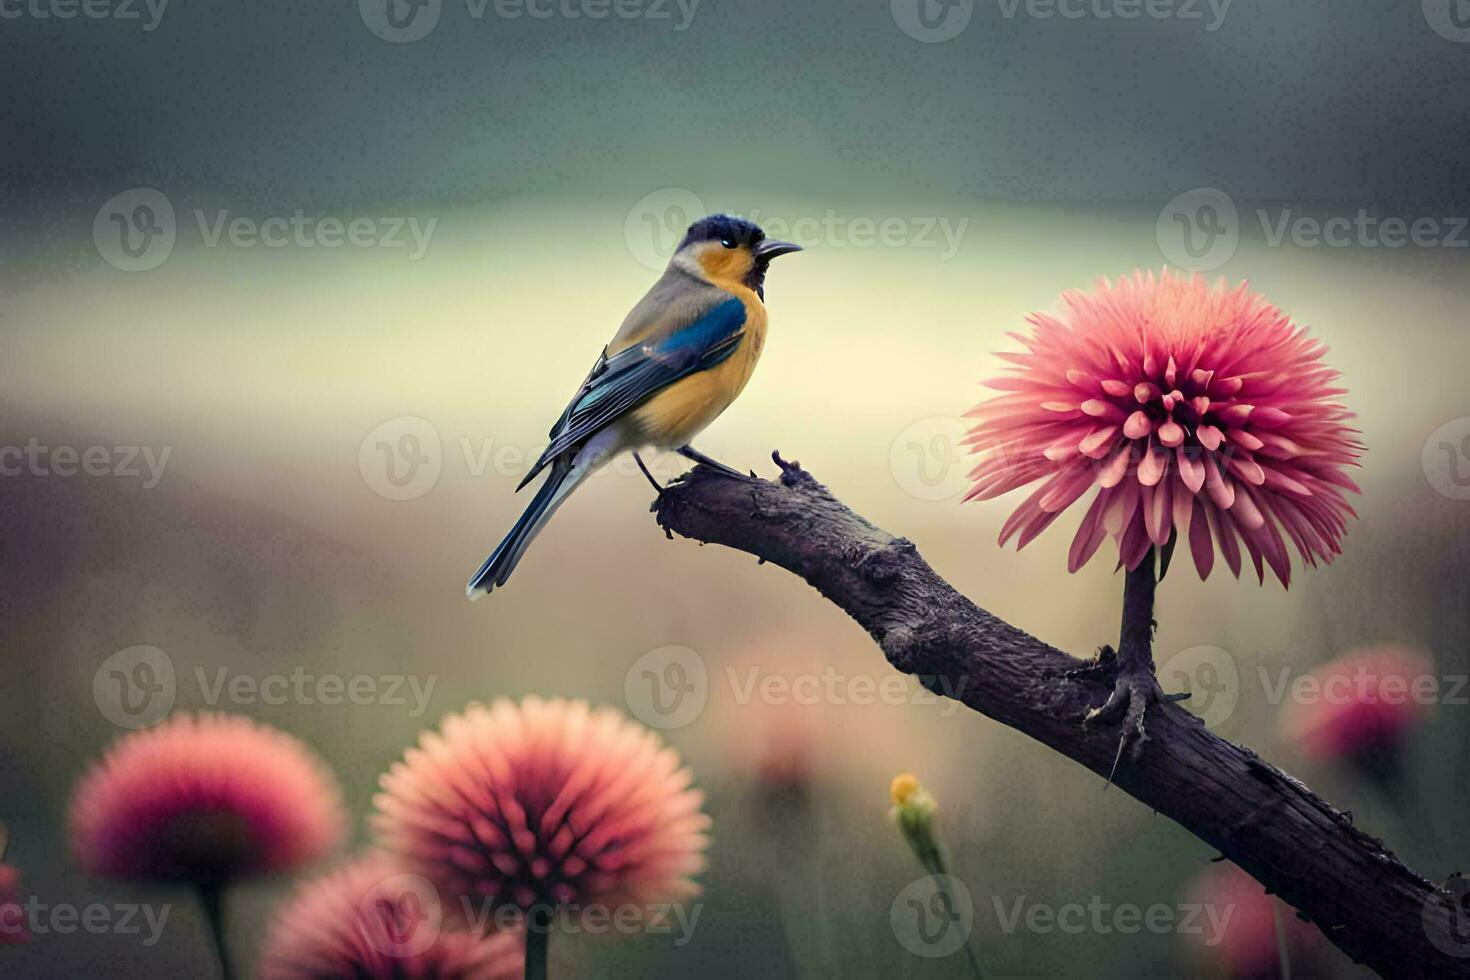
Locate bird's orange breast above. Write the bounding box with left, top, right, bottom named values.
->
left=630, top=290, right=767, bottom=449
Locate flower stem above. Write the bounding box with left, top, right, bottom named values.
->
left=1117, top=550, right=1158, bottom=675
left=195, top=881, right=233, bottom=980
left=1272, top=899, right=1293, bottom=980
left=524, top=905, right=551, bottom=980
left=923, top=853, right=983, bottom=977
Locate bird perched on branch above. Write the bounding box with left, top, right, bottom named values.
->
left=466, top=213, right=803, bottom=599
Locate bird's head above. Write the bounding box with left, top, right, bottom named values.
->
left=670, top=213, right=802, bottom=298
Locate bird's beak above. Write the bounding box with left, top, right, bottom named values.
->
left=753, top=239, right=803, bottom=261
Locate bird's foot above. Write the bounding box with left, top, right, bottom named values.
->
left=1071, top=646, right=1188, bottom=787
left=633, top=451, right=666, bottom=495
left=677, top=445, right=758, bottom=482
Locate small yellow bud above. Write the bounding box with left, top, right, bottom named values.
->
left=889, top=772, right=943, bottom=876
left=890, top=772, right=922, bottom=807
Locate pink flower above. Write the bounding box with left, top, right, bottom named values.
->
left=1182, top=862, right=1321, bottom=977
left=1280, top=646, right=1433, bottom=763
left=966, top=270, right=1361, bottom=584
left=372, top=697, right=710, bottom=922
left=0, top=864, right=28, bottom=944
left=69, top=713, right=346, bottom=881
left=715, top=649, right=822, bottom=792
left=259, top=853, right=524, bottom=980
left=744, top=701, right=815, bottom=791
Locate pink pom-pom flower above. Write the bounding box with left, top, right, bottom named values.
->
left=966, top=270, right=1361, bottom=585
left=372, top=696, right=710, bottom=924
left=259, top=853, right=524, bottom=980
left=68, top=713, right=346, bottom=882
left=0, top=863, right=28, bottom=944
left=1182, top=862, right=1322, bottom=977
left=1280, top=646, right=1433, bottom=764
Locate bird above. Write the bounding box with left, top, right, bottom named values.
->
left=466, top=213, right=803, bottom=599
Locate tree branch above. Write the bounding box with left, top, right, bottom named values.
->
left=653, top=452, right=1466, bottom=978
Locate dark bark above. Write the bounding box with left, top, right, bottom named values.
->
left=652, top=452, right=1469, bottom=979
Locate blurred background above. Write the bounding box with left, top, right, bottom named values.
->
left=3, top=1, right=1469, bottom=976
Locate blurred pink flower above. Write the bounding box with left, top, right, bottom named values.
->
left=966, top=270, right=1361, bottom=584
left=373, top=696, right=710, bottom=922
left=0, top=864, right=28, bottom=944
left=714, top=647, right=824, bottom=792
left=745, top=702, right=815, bottom=791
left=69, top=713, right=346, bottom=881
left=1183, top=862, right=1321, bottom=977
left=1280, top=646, right=1434, bottom=764
left=260, top=853, right=523, bottom=980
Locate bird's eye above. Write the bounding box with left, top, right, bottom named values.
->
left=719, top=238, right=737, bottom=249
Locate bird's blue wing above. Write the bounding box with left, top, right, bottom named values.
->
left=518, top=297, right=747, bottom=489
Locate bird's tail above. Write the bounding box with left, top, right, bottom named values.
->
left=466, top=455, right=589, bottom=599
